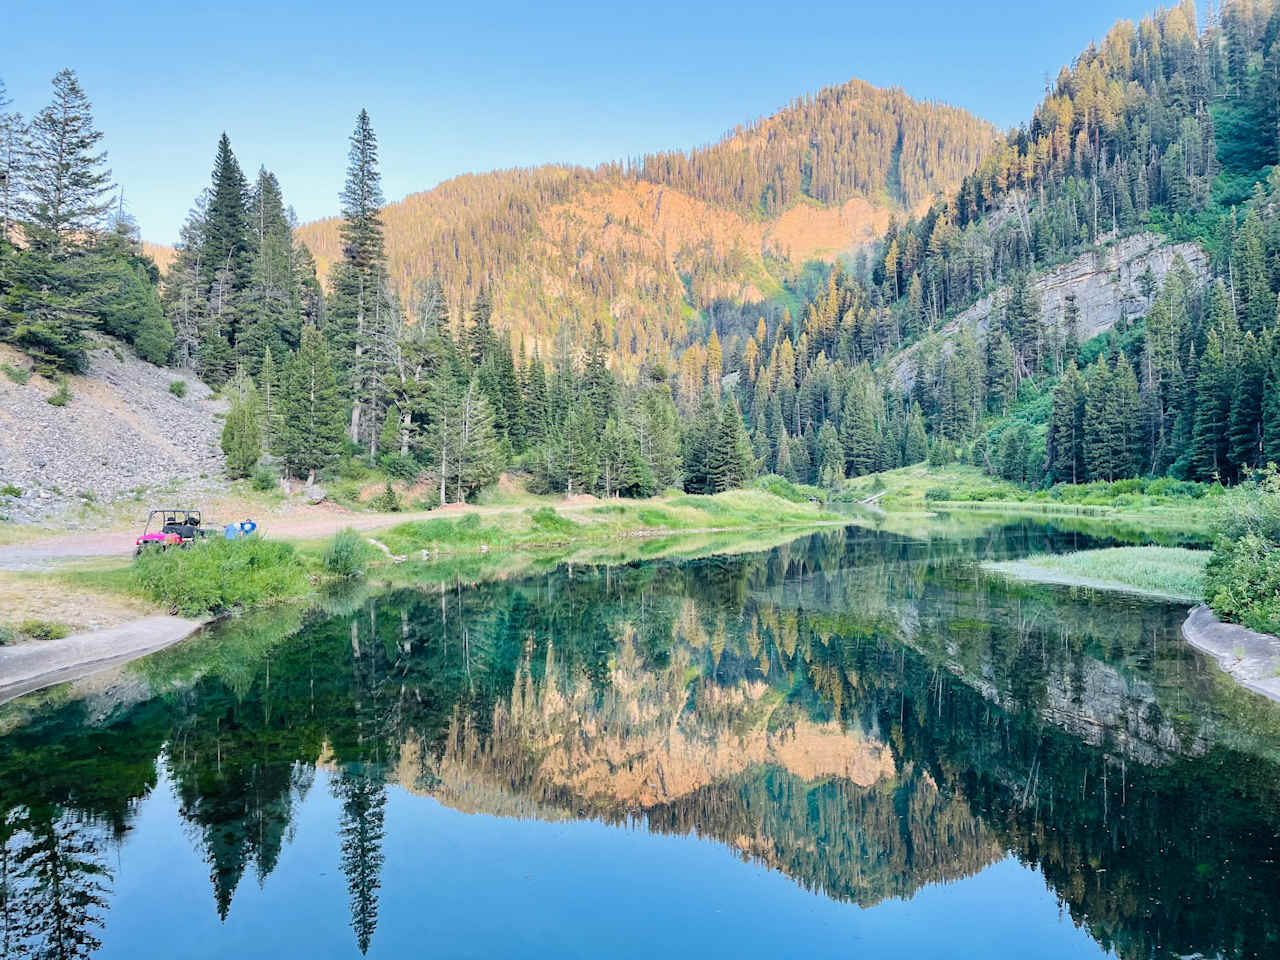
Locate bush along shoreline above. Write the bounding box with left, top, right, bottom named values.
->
left=109, top=487, right=845, bottom=618
left=1204, top=467, right=1280, bottom=636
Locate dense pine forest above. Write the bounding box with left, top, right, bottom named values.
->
left=3, top=0, right=1280, bottom=501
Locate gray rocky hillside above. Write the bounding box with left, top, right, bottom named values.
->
left=888, top=232, right=1210, bottom=391
left=0, top=337, right=228, bottom=527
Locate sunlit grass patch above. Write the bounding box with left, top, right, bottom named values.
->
left=983, top=546, right=1209, bottom=603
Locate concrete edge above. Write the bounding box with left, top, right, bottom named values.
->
left=1181, top=604, right=1280, bottom=704
left=0, top=615, right=207, bottom=706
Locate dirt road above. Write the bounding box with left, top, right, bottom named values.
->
left=0, top=504, right=450, bottom=571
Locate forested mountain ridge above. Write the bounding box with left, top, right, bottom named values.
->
left=704, top=0, right=1280, bottom=493
left=294, top=79, right=998, bottom=363
left=7, top=0, right=1280, bottom=516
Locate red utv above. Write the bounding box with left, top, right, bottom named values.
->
left=134, top=509, right=208, bottom=557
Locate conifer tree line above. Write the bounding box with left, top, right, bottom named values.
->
left=10, top=0, right=1280, bottom=500
left=0, top=70, right=171, bottom=373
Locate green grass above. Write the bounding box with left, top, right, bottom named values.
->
left=983, top=546, right=1210, bottom=603
left=842, top=464, right=1216, bottom=533
left=378, top=489, right=844, bottom=557
left=755, top=474, right=824, bottom=504
left=129, top=537, right=311, bottom=617
left=54, top=489, right=847, bottom=622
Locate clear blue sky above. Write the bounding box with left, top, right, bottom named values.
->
left=1, top=0, right=1179, bottom=245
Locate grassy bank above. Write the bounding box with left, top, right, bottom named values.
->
left=983, top=546, right=1209, bottom=603
left=374, top=488, right=839, bottom=558
left=55, top=487, right=845, bottom=619
left=842, top=464, right=1217, bottom=533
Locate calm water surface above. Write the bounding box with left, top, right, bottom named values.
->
left=2, top=519, right=1278, bottom=959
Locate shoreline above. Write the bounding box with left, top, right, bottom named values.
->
left=1181, top=605, right=1280, bottom=704
left=0, top=615, right=208, bottom=705
left=0, top=516, right=850, bottom=699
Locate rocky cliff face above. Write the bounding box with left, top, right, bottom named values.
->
left=0, top=338, right=227, bottom=527
left=889, top=232, right=1210, bottom=390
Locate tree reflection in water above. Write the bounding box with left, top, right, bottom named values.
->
left=1, top=521, right=1278, bottom=959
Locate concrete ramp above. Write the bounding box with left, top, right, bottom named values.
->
left=0, top=615, right=204, bottom=704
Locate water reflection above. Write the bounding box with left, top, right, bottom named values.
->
left=1, top=521, right=1277, bottom=959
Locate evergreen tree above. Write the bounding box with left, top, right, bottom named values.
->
left=816, top=421, right=845, bottom=488
left=1238, top=209, right=1273, bottom=334
left=682, top=390, right=721, bottom=493
left=708, top=399, right=752, bottom=492
left=237, top=167, right=297, bottom=372
left=333, top=769, right=386, bottom=956
left=451, top=376, right=501, bottom=501
left=22, top=70, right=112, bottom=248
left=328, top=109, right=390, bottom=448
left=1265, top=339, right=1280, bottom=465
left=523, top=353, right=549, bottom=444
left=839, top=377, right=880, bottom=477
left=635, top=381, right=683, bottom=490
left=985, top=330, right=1016, bottom=415
left=789, top=432, right=812, bottom=483
left=0, top=78, right=24, bottom=247
left=582, top=321, right=617, bottom=423
left=1049, top=361, right=1087, bottom=483
left=599, top=417, right=645, bottom=496
left=258, top=346, right=281, bottom=456
left=279, top=324, right=344, bottom=481
left=1189, top=329, right=1233, bottom=482
left=903, top=408, right=928, bottom=464
left=563, top=401, right=600, bottom=495
left=221, top=390, right=262, bottom=479
left=200, top=134, right=252, bottom=307
left=467, top=287, right=493, bottom=365
left=1228, top=331, right=1267, bottom=474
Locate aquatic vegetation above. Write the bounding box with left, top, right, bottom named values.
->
left=323, top=527, right=376, bottom=579
left=984, top=546, right=1208, bottom=602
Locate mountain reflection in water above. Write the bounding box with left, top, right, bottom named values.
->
left=1, top=521, right=1278, bottom=959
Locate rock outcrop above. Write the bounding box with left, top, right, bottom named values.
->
left=889, top=232, right=1210, bottom=391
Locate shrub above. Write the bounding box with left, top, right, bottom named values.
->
left=527, top=506, right=579, bottom=534
left=18, top=620, right=70, bottom=641
left=369, top=482, right=401, bottom=512
left=1205, top=468, right=1280, bottom=634
left=924, top=486, right=952, bottom=502
left=251, top=466, right=277, bottom=492
left=132, top=537, right=307, bottom=616
left=0, top=483, right=20, bottom=498
left=46, top=379, right=71, bottom=406
left=755, top=475, right=822, bottom=504
left=1205, top=534, right=1280, bottom=634
left=1, top=363, right=30, bottom=385
left=0, top=625, right=14, bottom=645
left=323, top=527, right=375, bottom=579
left=169, top=379, right=188, bottom=398
left=380, top=452, right=421, bottom=482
